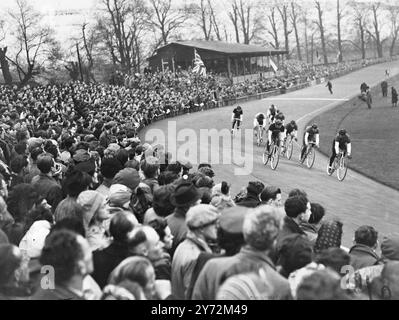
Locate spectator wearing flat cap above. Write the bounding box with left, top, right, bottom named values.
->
left=236, top=181, right=264, bottom=208
left=192, top=205, right=291, bottom=300
left=31, top=153, right=63, bottom=212
left=171, top=204, right=219, bottom=300
left=166, top=180, right=202, bottom=256
left=186, top=206, right=247, bottom=300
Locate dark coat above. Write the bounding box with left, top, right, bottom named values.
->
left=236, top=192, right=260, bottom=208
left=349, top=244, right=380, bottom=271
left=92, top=241, right=131, bottom=289
left=31, top=174, right=63, bottom=212
left=31, top=285, right=84, bottom=300
left=276, top=216, right=306, bottom=252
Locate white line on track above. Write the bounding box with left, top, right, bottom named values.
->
left=266, top=98, right=350, bottom=101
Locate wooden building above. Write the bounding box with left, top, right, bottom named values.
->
left=147, top=40, right=288, bottom=83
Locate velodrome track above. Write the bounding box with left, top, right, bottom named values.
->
left=141, top=61, right=399, bottom=246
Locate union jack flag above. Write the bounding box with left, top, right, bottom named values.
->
left=193, top=49, right=207, bottom=76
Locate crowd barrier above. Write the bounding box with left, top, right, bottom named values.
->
left=137, top=56, right=399, bottom=133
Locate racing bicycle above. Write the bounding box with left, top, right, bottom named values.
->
left=300, top=142, right=317, bottom=169
left=282, top=134, right=295, bottom=160
left=263, top=140, right=280, bottom=170
left=327, top=151, right=350, bottom=181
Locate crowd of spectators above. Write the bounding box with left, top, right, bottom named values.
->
left=0, top=57, right=398, bottom=301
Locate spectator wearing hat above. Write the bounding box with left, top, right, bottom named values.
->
left=31, top=153, right=63, bottom=212
left=186, top=206, right=248, bottom=300
left=92, top=212, right=137, bottom=289
left=300, top=203, right=325, bottom=245
left=260, top=186, right=282, bottom=208
left=236, top=181, right=264, bottom=208
left=77, top=191, right=111, bottom=251
left=96, top=158, right=123, bottom=199
left=349, top=226, right=380, bottom=271
left=276, top=195, right=310, bottom=253
left=0, top=244, right=31, bottom=299
left=277, top=234, right=313, bottom=278
left=171, top=204, right=219, bottom=300
left=166, top=180, right=202, bottom=256
left=32, top=230, right=94, bottom=300
left=141, top=156, right=160, bottom=194
left=314, top=220, right=343, bottom=254
left=192, top=205, right=291, bottom=300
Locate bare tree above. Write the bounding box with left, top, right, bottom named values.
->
left=387, top=4, right=399, bottom=57
left=81, top=23, right=97, bottom=81
left=367, top=2, right=384, bottom=58
left=290, top=1, right=302, bottom=61
left=148, top=0, right=191, bottom=47
left=7, top=0, right=58, bottom=87
left=196, top=0, right=212, bottom=40
left=98, top=0, right=150, bottom=73
left=0, top=19, right=13, bottom=84
left=302, top=9, right=310, bottom=63
left=348, top=1, right=368, bottom=59
left=314, top=1, right=328, bottom=64
left=228, top=1, right=240, bottom=43
left=277, top=2, right=292, bottom=59
left=337, top=0, right=345, bottom=62
left=208, top=0, right=222, bottom=41
left=266, top=6, right=280, bottom=49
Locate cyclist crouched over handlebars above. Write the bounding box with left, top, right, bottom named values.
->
left=266, top=119, right=285, bottom=154
left=300, top=124, right=320, bottom=161
left=328, top=129, right=352, bottom=172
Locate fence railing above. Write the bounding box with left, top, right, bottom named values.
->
left=138, top=56, right=399, bottom=133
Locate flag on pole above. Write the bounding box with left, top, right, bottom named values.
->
left=193, top=49, right=207, bottom=76
left=269, top=58, right=278, bottom=72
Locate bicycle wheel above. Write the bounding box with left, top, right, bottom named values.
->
left=337, top=156, right=348, bottom=181
left=270, top=144, right=280, bottom=170
left=306, top=147, right=316, bottom=169
left=262, top=145, right=270, bottom=165
left=286, top=139, right=293, bottom=160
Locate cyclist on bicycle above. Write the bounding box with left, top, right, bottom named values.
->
left=267, top=104, right=278, bottom=124
left=300, top=123, right=320, bottom=161
left=253, top=112, right=267, bottom=141
left=275, top=111, right=286, bottom=125
left=266, top=119, right=285, bottom=154
left=328, top=129, right=352, bottom=173
left=231, top=106, right=243, bottom=133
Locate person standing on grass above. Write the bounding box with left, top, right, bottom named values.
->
left=392, top=87, right=398, bottom=108
left=326, top=80, right=333, bottom=95
left=381, top=81, right=388, bottom=98
left=366, top=90, right=372, bottom=109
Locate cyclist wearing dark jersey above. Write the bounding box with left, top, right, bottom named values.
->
left=231, top=106, right=243, bottom=132
left=275, top=111, right=285, bottom=125
left=267, top=119, right=285, bottom=153
left=328, top=129, right=352, bottom=170
left=300, top=123, right=320, bottom=160
left=267, top=104, right=277, bottom=124
left=285, top=120, right=298, bottom=140
left=253, top=112, right=267, bottom=141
